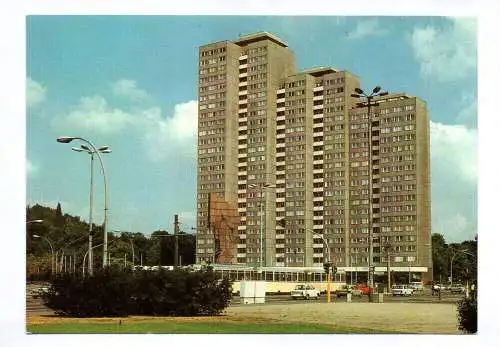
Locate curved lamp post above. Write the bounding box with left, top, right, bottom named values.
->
left=27, top=219, right=44, bottom=224
left=112, top=230, right=136, bottom=269
left=72, top=144, right=112, bottom=276
left=57, top=136, right=110, bottom=268
left=350, top=86, right=388, bottom=301
left=33, top=234, right=55, bottom=275
left=450, top=248, right=476, bottom=293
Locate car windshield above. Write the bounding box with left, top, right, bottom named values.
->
left=294, top=285, right=305, bottom=290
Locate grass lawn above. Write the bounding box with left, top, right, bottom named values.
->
left=27, top=318, right=392, bottom=334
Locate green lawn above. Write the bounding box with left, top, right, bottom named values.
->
left=27, top=320, right=389, bottom=334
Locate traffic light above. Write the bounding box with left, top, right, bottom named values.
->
left=323, top=262, right=331, bottom=274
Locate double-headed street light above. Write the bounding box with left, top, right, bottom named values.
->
left=71, top=144, right=112, bottom=276
left=248, top=183, right=275, bottom=271
left=57, top=136, right=111, bottom=268
left=350, top=86, right=388, bottom=301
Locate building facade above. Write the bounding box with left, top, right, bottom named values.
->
left=197, top=32, right=432, bottom=281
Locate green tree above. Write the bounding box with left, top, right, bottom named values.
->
left=432, top=233, right=449, bottom=282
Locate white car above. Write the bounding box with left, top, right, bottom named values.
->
left=392, top=284, right=414, bottom=296
left=291, top=284, right=319, bottom=300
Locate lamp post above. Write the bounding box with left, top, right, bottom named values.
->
left=112, top=230, right=135, bottom=269
left=248, top=183, right=275, bottom=270
left=309, top=229, right=332, bottom=303
left=72, top=144, right=111, bottom=276
left=450, top=248, right=476, bottom=291
left=57, top=136, right=110, bottom=268
left=350, top=86, right=388, bottom=301
left=27, top=219, right=44, bottom=224
left=384, top=242, right=393, bottom=293
left=33, top=234, right=55, bottom=275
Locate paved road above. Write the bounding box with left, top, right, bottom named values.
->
left=231, top=292, right=464, bottom=306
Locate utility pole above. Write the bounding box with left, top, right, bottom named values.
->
left=174, top=214, right=179, bottom=268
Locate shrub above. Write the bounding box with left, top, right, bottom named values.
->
left=42, top=265, right=133, bottom=317
left=41, top=266, right=233, bottom=317
left=457, top=296, right=477, bottom=333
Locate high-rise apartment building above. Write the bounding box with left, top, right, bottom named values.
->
left=197, top=32, right=432, bottom=281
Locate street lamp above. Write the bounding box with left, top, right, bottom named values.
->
left=112, top=230, right=135, bottom=269
left=33, top=234, right=55, bottom=275
left=350, top=85, right=388, bottom=301
left=72, top=144, right=111, bottom=276
left=248, top=183, right=275, bottom=270
left=384, top=242, right=393, bottom=293
left=27, top=219, right=44, bottom=224
left=57, top=136, right=110, bottom=268
left=450, top=248, right=476, bottom=287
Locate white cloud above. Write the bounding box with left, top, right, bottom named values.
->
left=52, top=95, right=134, bottom=134
left=430, top=121, right=477, bottom=182
left=26, top=158, right=38, bottom=177
left=411, top=17, right=476, bottom=82
left=347, top=19, right=388, bottom=40
left=141, top=100, right=198, bottom=162
left=430, top=121, right=477, bottom=242
left=26, top=77, right=47, bottom=107
left=111, top=79, right=151, bottom=102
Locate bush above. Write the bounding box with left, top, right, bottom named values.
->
left=42, top=265, right=133, bottom=317
left=41, top=266, right=233, bottom=317
left=457, top=296, right=477, bottom=333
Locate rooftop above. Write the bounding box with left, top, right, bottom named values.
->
left=234, top=31, right=288, bottom=48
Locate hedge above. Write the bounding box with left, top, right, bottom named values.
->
left=41, top=266, right=233, bottom=317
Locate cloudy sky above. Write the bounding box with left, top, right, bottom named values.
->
left=24, top=15, right=478, bottom=242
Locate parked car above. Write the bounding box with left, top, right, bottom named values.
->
left=291, top=284, right=319, bottom=300
left=354, top=283, right=370, bottom=295
left=449, top=284, right=466, bottom=294
left=334, top=285, right=362, bottom=297
left=392, top=284, right=414, bottom=296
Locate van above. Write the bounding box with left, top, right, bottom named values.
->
left=409, top=282, right=424, bottom=291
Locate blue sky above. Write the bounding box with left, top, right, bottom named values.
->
left=25, top=15, right=478, bottom=242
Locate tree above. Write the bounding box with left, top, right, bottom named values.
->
left=431, top=233, right=449, bottom=282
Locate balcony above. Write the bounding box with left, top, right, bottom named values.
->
left=277, top=106, right=285, bottom=112
left=238, top=81, right=248, bottom=87
left=276, top=88, right=285, bottom=94
left=313, top=113, right=324, bottom=120
left=313, top=196, right=324, bottom=202
left=238, top=72, right=248, bottom=78
left=239, top=55, right=248, bottom=60
left=313, top=104, right=324, bottom=110
left=313, top=205, right=324, bottom=211
left=313, top=86, right=324, bottom=92
left=313, top=95, right=324, bottom=101
left=276, top=97, right=285, bottom=103
left=239, top=63, right=248, bottom=69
